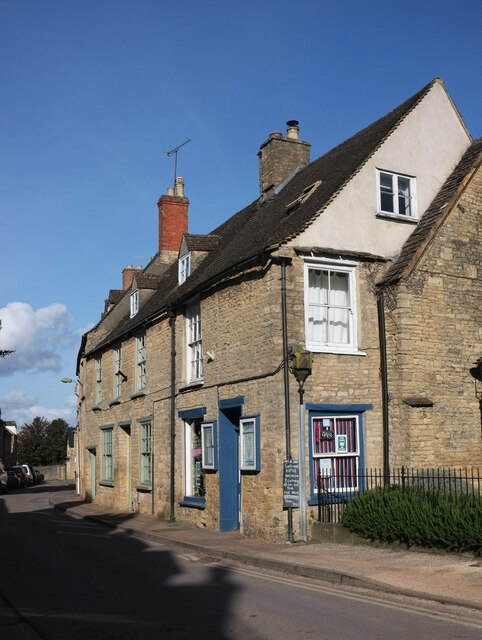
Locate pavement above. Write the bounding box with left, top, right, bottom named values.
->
left=50, top=483, right=482, bottom=611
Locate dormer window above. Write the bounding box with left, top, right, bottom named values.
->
left=377, top=170, right=417, bottom=219
left=179, top=253, right=191, bottom=284
left=130, top=290, right=139, bottom=318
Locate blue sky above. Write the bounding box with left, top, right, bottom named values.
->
left=1, top=0, right=481, bottom=428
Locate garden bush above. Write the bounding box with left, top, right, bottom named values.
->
left=342, top=485, right=481, bottom=553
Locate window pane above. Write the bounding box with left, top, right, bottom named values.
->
left=397, top=176, right=411, bottom=215
left=380, top=191, right=394, bottom=212
left=328, top=307, right=350, bottom=344
left=242, top=421, right=255, bottom=468
left=328, top=272, right=349, bottom=306
left=202, top=424, right=214, bottom=467
left=189, top=420, right=205, bottom=497
left=309, top=305, right=327, bottom=343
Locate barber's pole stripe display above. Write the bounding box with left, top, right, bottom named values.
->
left=312, top=416, right=359, bottom=492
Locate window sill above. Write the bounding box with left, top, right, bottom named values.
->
left=376, top=212, right=418, bottom=224
left=91, top=404, right=102, bottom=412
left=131, top=391, right=146, bottom=400
left=179, top=381, right=204, bottom=393
left=306, top=346, right=366, bottom=356
left=136, top=484, right=152, bottom=493
left=99, top=480, right=114, bottom=487
left=109, top=399, right=121, bottom=407
left=179, top=496, right=206, bottom=510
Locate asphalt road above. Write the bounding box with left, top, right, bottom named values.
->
left=1, top=482, right=481, bottom=639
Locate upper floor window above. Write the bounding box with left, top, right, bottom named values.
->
left=113, top=346, right=122, bottom=400
left=130, top=290, right=139, bottom=318
left=186, top=301, right=203, bottom=383
left=304, top=261, right=357, bottom=353
left=178, top=253, right=191, bottom=284
left=136, top=334, right=146, bottom=391
left=95, top=356, right=102, bottom=405
left=377, top=170, right=417, bottom=219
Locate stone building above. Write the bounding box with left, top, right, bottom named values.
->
left=0, top=412, right=17, bottom=468
left=75, top=78, right=481, bottom=540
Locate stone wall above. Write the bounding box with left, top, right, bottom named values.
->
left=76, top=251, right=391, bottom=539
left=386, top=164, right=482, bottom=468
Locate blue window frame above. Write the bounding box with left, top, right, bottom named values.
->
left=306, top=403, right=371, bottom=505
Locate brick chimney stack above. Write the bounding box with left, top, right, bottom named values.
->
left=257, top=121, right=310, bottom=197
left=122, top=265, right=143, bottom=290
left=157, top=176, right=189, bottom=264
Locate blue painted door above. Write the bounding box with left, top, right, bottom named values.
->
left=219, top=405, right=241, bottom=531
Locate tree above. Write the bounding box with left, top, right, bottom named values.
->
left=17, top=417, right=49, bottom=465
left=17, top=417, right=70, bottom=465
left=44, top=418, right=69, bottom=465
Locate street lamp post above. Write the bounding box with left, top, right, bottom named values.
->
left=290, top=350, right=313, bottom=541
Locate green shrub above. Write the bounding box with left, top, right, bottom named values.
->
left=342, top=485, right=482, bottom=553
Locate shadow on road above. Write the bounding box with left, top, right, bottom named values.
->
left=0, top=487, right=259, bottom=640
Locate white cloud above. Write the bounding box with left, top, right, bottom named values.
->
left=0, top=302, right=75, bottom=376
left=0, top=388, right=75, bottom=427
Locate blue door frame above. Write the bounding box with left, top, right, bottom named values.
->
left=218, top=398, right=243, bottom=531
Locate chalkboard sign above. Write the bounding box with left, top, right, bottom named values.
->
left=283, top=459, right=299, bottom=508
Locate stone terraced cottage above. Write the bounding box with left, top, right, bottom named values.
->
left=75, top=78, right=481, bottom=541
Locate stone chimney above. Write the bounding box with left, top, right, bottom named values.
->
left=257, top=121, right=310, bottom=197
left=157, top=177, right=189, bottom=264
left=122, top=264, right=143, bottom=290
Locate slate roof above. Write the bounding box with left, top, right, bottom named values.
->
left=184, top=234, right=220, bottom=252
left=107, top=290, right=124, bottom=305
left=86, top=78, right=453, bottom=355
left=380, top=138, right=482, bottom=286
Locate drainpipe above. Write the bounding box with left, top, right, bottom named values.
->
left=377, top=290, right=390, bottom=482
left=280, top=258, right=294, bottom=543
left=168, top=309, right=177, bottom=521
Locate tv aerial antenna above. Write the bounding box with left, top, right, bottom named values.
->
left=164, top=138, right=191, bottom=188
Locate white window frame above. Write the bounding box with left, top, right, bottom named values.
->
left=113, top=346, right=122, bottom=400
left=240, top=417, right=257, bottom=471
left=178, top=252, right=191, bottom=285
left=101, top=427, right=114, bottom=483
left=201, top=421, right=215, bottom=470
left=376, top=169, right=417, bottom=219
left=139, top=420, right=151, bottom=486
left=130, top=290, right=139, bottom=318
left=186, top=300, right=203, bottom=383
left=304, top=259, right=360, bottom=354
left=184, top=418, right=205, bottom=497
left=95, top=356, right=102, bottom=405
left=136, top=334, right=146, bottom=391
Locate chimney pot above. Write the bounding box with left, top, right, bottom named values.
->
left=286, top=120, right=299, bottom=139
left=175, top=176, right=185, bottom=197
left=167, top=187, right=175, bottom=196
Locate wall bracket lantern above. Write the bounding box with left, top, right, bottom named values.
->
left=290, top=349, right=313, bottom=403
left=470, top=357, right=482, bottom=400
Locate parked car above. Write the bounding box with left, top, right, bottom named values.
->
left=19, top=463, right=35, bottom=485
left=7, top=470, right=21, bottom=490
left=0, top=460, right=7, bottom=494
left=10, top=466, right=29, bottom=488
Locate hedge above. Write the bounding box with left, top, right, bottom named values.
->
left=342, top=485, right=481, bottom=553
